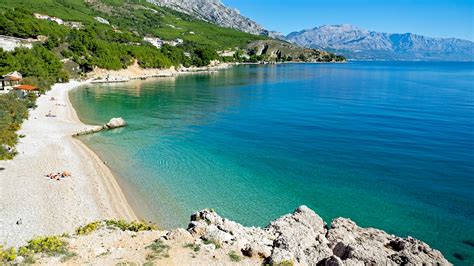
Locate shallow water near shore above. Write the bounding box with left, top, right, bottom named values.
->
left=70, top=62, right=474, bottom=264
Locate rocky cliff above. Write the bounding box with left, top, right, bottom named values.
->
left=16, top=206, right=449, bottom=265
left=287, top=24, right=474, bottom=61
left=146, top=0, right=273, bottom=36
left=247, top=40, right=345, bottom=62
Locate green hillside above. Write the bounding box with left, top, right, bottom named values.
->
left=0, top=0, right=266, bottom=86
left=0, top=0, right=265, bottom=48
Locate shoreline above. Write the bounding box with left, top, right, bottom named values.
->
left=0, top=80, right=137, bottom=247
left=0, top=62, right=237, bottom=247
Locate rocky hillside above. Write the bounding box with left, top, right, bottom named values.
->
left=3, top=206, right=449, bottom=265
left=146, top=0, right=273, bottom=36
left=247, top=40, right=345, bottom=62
left=287, top=24, right=474, bottom=61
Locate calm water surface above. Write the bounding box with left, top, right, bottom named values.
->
left=70, top=62, right=474, bottom=264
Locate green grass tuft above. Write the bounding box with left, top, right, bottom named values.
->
left=105, top=219, right=158, bottom=232
left=228, top=251, right=241, bottom=262
left=146, top=239, right=170, bottom=261
left=75, top=221, right=102, bottom=235
left=203, top=238, right=221, bottom=249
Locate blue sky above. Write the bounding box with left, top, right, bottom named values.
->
left=222, top=0, right=474, bottom=40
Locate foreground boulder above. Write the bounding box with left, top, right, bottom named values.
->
left=327, top=218, right=448, bottom=265
left=188, top=206, right=450, bottom=265
left=105, top=117, right=126, bottom=129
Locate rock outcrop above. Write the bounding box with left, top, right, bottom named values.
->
left=105, top=117, right=127, bottom=129
left=246, top=40, right=344, bottom=62
left=188, top=206, right=450, bottom=265
left=22, top=206, right=450, bottom=265
left=73, top=117, right=127, bottom=136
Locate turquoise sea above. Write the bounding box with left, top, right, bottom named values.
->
left=70, top=62, right=474, bottom=264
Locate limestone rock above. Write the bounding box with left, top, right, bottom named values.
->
left=22, top=205, right=451, bottom=265
left=318, top=255, right=344, bottom=266
left=164, top=228, right=193, bottom=241
left=105, top=117, right=126, bottom=129
left=188, top=209, right=273, bottom=256
left=187, top=206, right=450, bottom=265
left=266, top=205, right=333, bottom=264
left=326, top=217, right=451, bottom=265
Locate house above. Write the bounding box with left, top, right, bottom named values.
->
left=1, top=71, right=22, bottom=93
left=13, top=85, right=39, bottom=98
left=163, top=38, right=184, bottom=47
left=33, top=13, right=64, bottom=25
left=143, top=37, right=163, bottom=49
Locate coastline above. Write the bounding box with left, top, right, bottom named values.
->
left=0, top=62, right=236, bottom=247
left=0, top=80, right=137, bottom=247
left=86, top=61, right=233, bottom=82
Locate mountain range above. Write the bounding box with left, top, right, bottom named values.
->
left=285, top=25, right=474, bottom=61
left=146, top=0, right=280, bottom=37
left=148, top=0, right=473, bottom=61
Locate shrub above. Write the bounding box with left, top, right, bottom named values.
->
left=228, top=251, right=241, bottom=262
left=0, top=246, right=17, bottom=262
left=278, top=260, right=295, bottom=266
left=105, top=219, right=158, bottom=232
left=23, top=236, right=68, bottom=256
left=75, top=221, right=102, bottom=235
left=203, top=238, right=221, bottom=249
left=183, top=243, right=200, bottom=252
left=146, top=240, right=170, bottom=261
left=0, top=93, right=31, bottom=160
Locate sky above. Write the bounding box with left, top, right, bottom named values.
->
left=222, top=0, right=474, bottom=41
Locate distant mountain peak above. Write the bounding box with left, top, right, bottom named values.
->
left=286, top=24, right=474, bottom=61
left=318, top=24, right=358, bottom=30
left=146, top=0, right=270, bottom=36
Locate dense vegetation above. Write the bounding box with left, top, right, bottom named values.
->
left=0, top=5, right=229, bottom=72
left=0, top=93, right=36, bottom=160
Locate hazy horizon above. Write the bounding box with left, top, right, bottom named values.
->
left=223, top=0, right=474, bottom=41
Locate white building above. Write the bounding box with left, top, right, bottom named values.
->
left=143, top=37, right=163, bottom=49
left=33, top=13, right=64, bottom=25
left=95, top=17, right=110, bottom=25
left=162, top=38, right=184, bottom=47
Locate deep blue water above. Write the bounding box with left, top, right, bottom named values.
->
left=70, top=62, right=474, bottom=264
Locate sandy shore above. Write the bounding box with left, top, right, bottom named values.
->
left=0, top=80, right=137, bottom=247
left=0, top=62, right=237, bottom=247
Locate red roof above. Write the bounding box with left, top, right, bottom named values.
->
left=5, top=76, right=22, bottom=81
left=14, top=85, right=38, bottom=91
